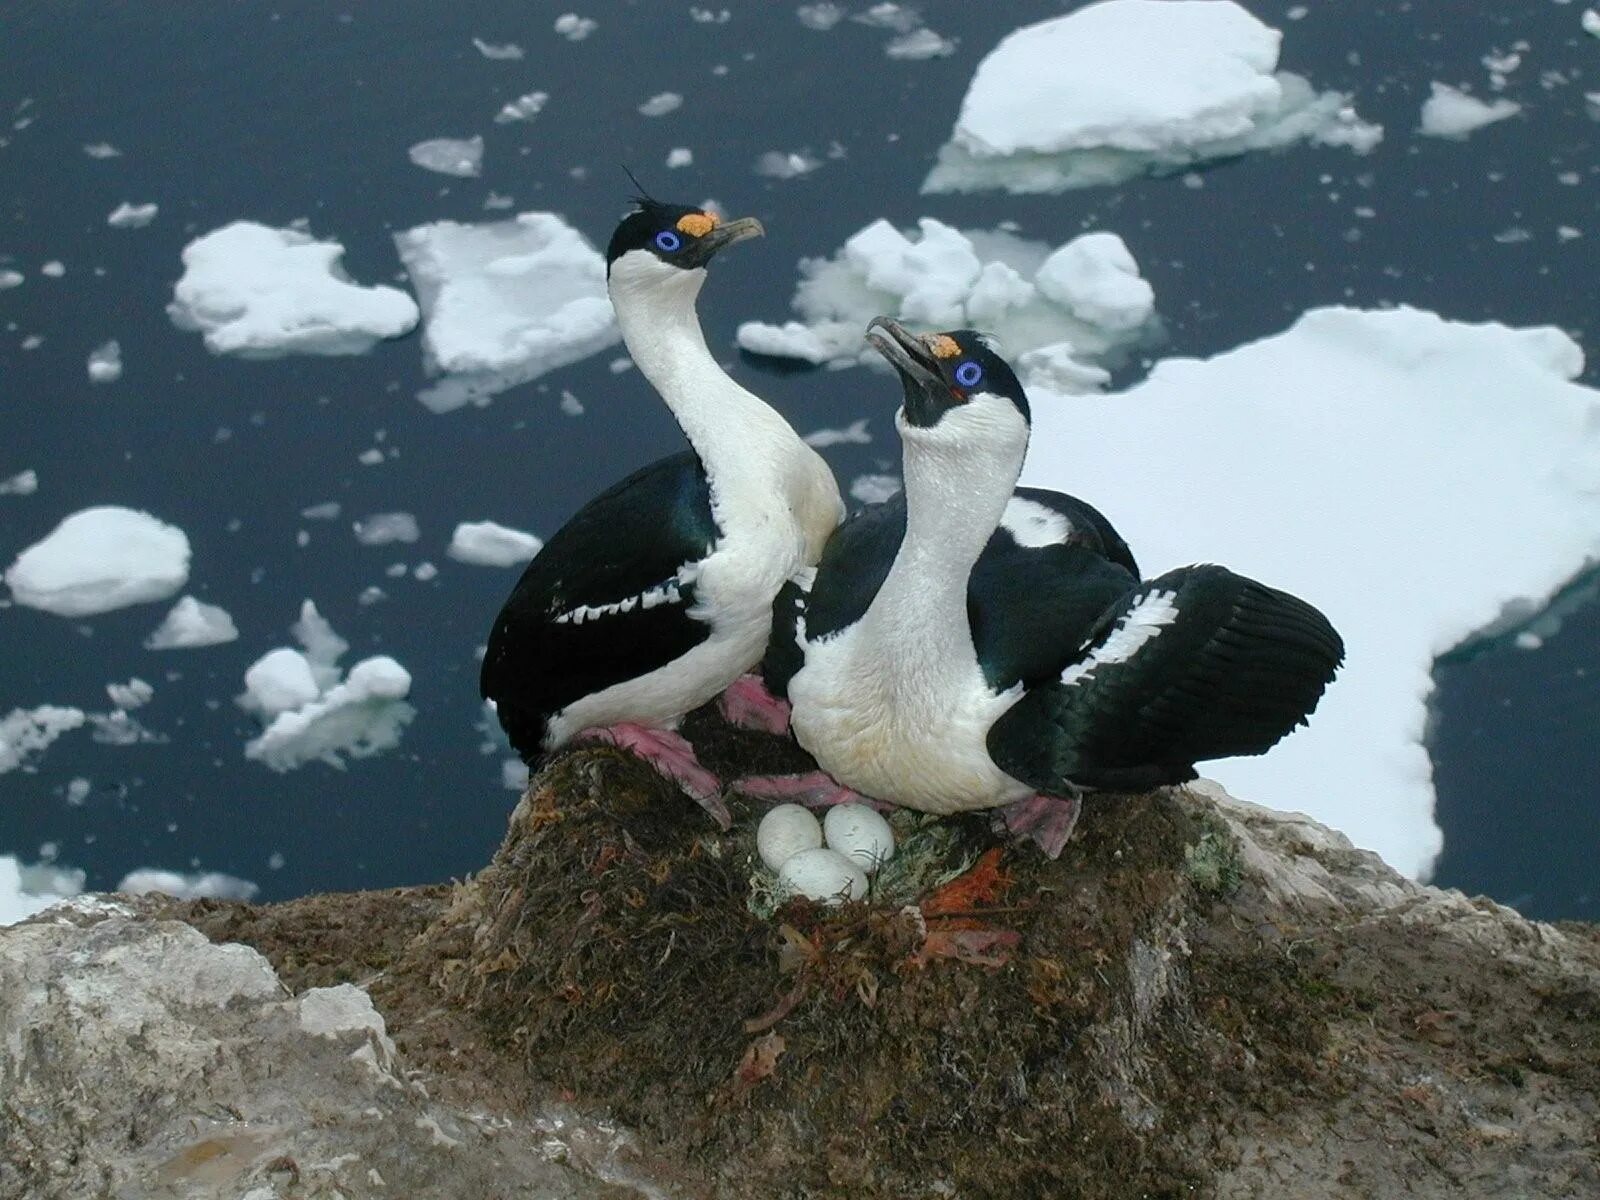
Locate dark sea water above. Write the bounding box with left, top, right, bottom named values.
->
left=2, top=1, right=1596, bottom=918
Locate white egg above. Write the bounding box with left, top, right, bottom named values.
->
left=776, top=847, right=869, bottom=906
left=823, top=803, right=895, bottom=875
left=756, top=803, right=823, bottom=872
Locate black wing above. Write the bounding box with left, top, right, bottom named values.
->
left=481, top=450, right=720, bottom=756
left=1007, top=486, right=1139, bottom=578
left=987, top=566, right=1344, bottom=794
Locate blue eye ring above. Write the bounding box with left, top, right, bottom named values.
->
left=954, top=360, right=983, bottom=388
left=654, top=229, right=682, bottom=253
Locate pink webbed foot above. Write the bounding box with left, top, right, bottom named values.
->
left=992, top=793, right=1083, bottom=859
left=578, top=723, right=730, bottom=829
left=717, top=673, right=792, bottom=736
left=732, top=770, right=893, bottom=814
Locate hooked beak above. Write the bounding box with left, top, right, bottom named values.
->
left=865, top=316, right=945, bottom=428
left=683, top=215, right=764, bottom=268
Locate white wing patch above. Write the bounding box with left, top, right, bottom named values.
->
left=1001, top=496, right=1074, bottom=549
left=553, top=564, right=698, bottom=627
left=1059, top=588, right=1179, bottom=687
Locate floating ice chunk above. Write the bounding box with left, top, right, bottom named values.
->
left=736, top=218, right=1158, bottom=389
left=502, top=758, right=530, bottom=791
left=117, top=868, right=260, bottom=901
left=886, top=28, right=954, bottom=60
left=923, top=0, right=1381, bottom=194
left=408, top=135, right=484, bottom=178
left=638, top=92, right=683, bottom=117
left=1020, top=306, right=1600, bottom=880
left=353, top=512, right=420, bottom=546
left=86, top=340, right=122, bottom=383
left=168, top=221, right=419, bottom=358
left=5, top=506, right=190, bottom=617
left=796, top=3, right=843, bottom=31
left=145, top=595, right=239, bottom=649
left=803, top=418, right=871, bottom=448
left=0, top=706, right=87, bottom=775
left=1585, top=9, right=1600, bottom=37
left=665, top=147, right=693, bottom=168
left=106, top=202, right=158, bottom=229
left=755, top=149, right=823, bottom=179
left=0, top=854, right=86, bottom=926
left=849, top=474, right=901, bottom=505
left=1417, top=83, right=1521, bottom=139
left=301, top=501, right=341, bottom=520
left=41, top=261, right=65, bottom=278
left=472, top=37, right=524, bottom=59
left=554, top=13, right=597, bottom=40
left=448, top=520, right=544, bottom=566
left=394, top=211, right=620, bottom=412
left=82, top=142, right=121, bottom=159
left=494, top=91, right=548, bottom=123
left=240, top=604, right=414, bottom=771
left=0, top=469, right=37, bottom=496
left=106, top=678, right=153, bottom=710
left=853, top=2, right=919, bottom=31
left=0, top=270, right=22, bottom=290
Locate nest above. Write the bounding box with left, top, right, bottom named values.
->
left=409, top=728, right=1335, bottom=1199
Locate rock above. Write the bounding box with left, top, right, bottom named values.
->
left=0, top=896, right=640, bottom=1199
left=2, top=738, right=1596, bottom=1199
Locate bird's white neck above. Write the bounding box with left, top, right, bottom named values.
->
left=863, top=396, right=1029, bottom=671
left=608, top=256, right=795, bottom=486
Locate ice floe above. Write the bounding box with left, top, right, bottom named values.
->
left=494, top=91, right=548, bottom=123
left=447, top=520, right=544, bottom=567
left=754, top=150, right=824, bottom=180
left=0, top=270, right=22, bottom=290
left=105, top=678, right=153, bottom=710
left=1019, top=306, right=1600, bottom=879
left=0, top=855, right=85, bottom=927
left=638, top=92, right=683, bottom=118
left=5, top=506, right=190, bottom=617
left=885, top=28, right=954, bottom=60
left=106, top=202, right=158, bottom=229
left=0, top=469, right=38, bottom=496
left=353, top=512, right=420, bottom=546
left=922, top=0, right=1381, bottom=194
left=394, top=211, right=619, bottom=413
left=803, top=418, right=871, bottom=448
left=472, top=37, right=524, bottom=60
left=239, top=602, right=415, bottom=772
left=116, top=868, right=260, bottom=901
left=736, top=218, right=1157, bottom=390
left=168, top=222, right=419, bottom=358
left=407, top=135, right=484, bottom=177
left=665, top=147, right=693, bottom=168
left=1417, top=83, right=1521, bottom=139
left=554, top=13, right=597, bottom=40
left=0, top=706, right=86, bottom=775
left=86, top=340, right=121, bottom=383
left=144, top=595, right=239, bottom=649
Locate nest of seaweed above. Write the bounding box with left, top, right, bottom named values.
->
left=414, top=726, right=1335, bottom=1199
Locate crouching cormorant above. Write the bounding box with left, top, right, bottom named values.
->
left=749, top=318, right=1342, bottom=854
left=480, top=199, right=844, bottom=824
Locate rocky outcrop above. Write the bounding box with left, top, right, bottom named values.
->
left=2, top=746, right=1597, bottom=1200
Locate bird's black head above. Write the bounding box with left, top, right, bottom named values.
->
left=864, top=317, right=1030, bottom=430
left=605, top=197, right=764, bottom=276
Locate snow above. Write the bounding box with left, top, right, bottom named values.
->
left=1019, top=306, right=1600, bottom=879
left=0, top=706, right=86, bottom=775
left=0, top=855, right=85, bottom=927
left=472, top=37, right=524, bottom=59
left=145, top=595, right=239, bottom=649
left=923, top=0, right=1381, bottom=194
left=448, top=520, right=544, bottom=566
left=116, top=868, right=260, bottom=901
left=353, top=512, right=420, bottom=546
left=86, top=339, right=122, bottom=383
left=239, top=602, right=415, bottom=771
left=494, top=91, right=547, bottom=123
left=107, top=202, right=158, bottom=228
left=394, top=211, right=619, bottom=413
left=407, top=135, right=484, bottom=177
left=168, top=222, right=419, bottom=358
left=5, top=506, right=190, bottom=617
left=1418, top=83, right=1522, bottom=139
left=638, top=92, right=683, bottom=118
left=736, top=218, right=1157, bottom=390
left=0, top=469, right=38, bottom=496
